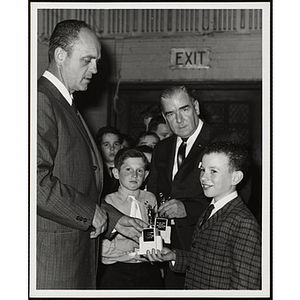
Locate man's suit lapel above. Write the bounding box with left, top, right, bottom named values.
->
left=40, top=77, right=103, bottom=195
left=166, top=135, right=177, bottom=182
left=77, top=112, right=104, bottom=194
left=41, top=77, right=94, bottom=151
left=181, top=121, right=211, bottom=167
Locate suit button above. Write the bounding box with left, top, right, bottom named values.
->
left=192, top=242, right=196, bottom=248
left=186, top=266, right=190, bottom=271
left=76, top=216, right=80, bottom=220
left=79, top=217, right=83, bottom=221
left=83, top=218, right=87, bottom=222
left=93, top=166, right=97, bottom=171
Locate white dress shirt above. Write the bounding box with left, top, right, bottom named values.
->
left=172, top=119, right=203, bottom=179
left=42, top=70, right=73, bottom=106
left=209, top=191, right=238, bottom=219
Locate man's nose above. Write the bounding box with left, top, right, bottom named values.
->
left=175, top=111, right=183, bottom=123
left=90, top=60, right=98, bottom=74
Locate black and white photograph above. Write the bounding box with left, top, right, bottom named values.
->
left=24, top=1, right=278, bottom=298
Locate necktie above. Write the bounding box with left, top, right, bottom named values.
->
left=128, top=196, right=142, bottom=220
left=109, top=167, right=114, bottom=178
left=199, top=204, right=214, bottom=228
left=72, top=100, right=79, bottom=116
left=177, top=137, right=188, bottom=169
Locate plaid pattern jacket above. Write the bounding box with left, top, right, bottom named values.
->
left=170, top=196, right=261, bottom=289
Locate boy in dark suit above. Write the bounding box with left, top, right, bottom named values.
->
left=146, top=141, right=261, bottom=289
left=96, top=126, right=122, bottom=198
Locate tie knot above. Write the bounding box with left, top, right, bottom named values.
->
left=128, top=195, right=138, bottom=202
left=181, top=137, right=188, bottom=143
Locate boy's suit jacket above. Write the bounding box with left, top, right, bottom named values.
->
left=147, top=121, right=238, bottom=251
left=171, top=196, right=261, bottom=289
left=101, top=165, right=119, bottom=198
left=37, top=76, right=122, bottom=289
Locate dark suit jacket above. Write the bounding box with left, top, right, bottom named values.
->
left=101, top=165, right=119, bottom=199
left=147, top=121, right=238, bottom=251
left=171, top=196, right=261, bottom=289
left=37, top=76, right=122, bottom=289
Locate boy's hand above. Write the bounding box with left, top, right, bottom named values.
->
left=145, top=247, right=176, bottom=263
left=158, top=199, right=187, bottom=218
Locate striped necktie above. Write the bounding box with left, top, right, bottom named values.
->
left=177, top=137, right=188, bottom=169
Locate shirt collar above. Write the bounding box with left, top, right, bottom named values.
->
left=210, top=191, right=238, bottom=216
left=176, top=118, right=203, bottom=151
left=42, top=70, right=73, bottom=106
left=117, top=186, right=141, bottom=201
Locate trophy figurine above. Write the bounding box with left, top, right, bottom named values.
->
left=147, top=204, right=156, bottom=228
left=155, top=192, right=172, bottom=244
left=138, top=204, right=163, bottom=255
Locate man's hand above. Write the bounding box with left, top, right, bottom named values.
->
left=146, top=247, right=176, bottom=263
left=158, top=199, right=187, bottom=218
left=90, top=204, right=108, bottom=239
left=115, top=215, right=147, bottom=243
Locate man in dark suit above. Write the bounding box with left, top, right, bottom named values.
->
left=37, top=19, right=146, bottom=289
left=147, top=85, right=241, bottom=288
left=146, top=141, right=261, bottom=289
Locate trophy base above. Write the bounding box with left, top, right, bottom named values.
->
left=138, top=227, right=163, bottom=255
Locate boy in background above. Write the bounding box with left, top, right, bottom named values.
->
left=146, top=141, right=261, bottom=290
left=148, top=115, right=173, bottom=140
left=136, top=131, right=160, bottom=149
left=99, top=148, right=163, bottom=289
left=96, top=126, right=122, bottom=198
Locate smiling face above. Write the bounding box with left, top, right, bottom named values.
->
left=59, top=28, right=101, bottom=94
left=112, top=157, right=149, bottom=192
left=161, top=91, right=200, bottom=139
left=200, top=152, right=238, bottom=202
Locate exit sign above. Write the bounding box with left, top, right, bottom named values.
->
left=170, top=48, right=211, bottom=69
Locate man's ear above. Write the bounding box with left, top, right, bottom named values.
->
left=111, top=168, right=119, bottom=180
left=54, top=47, right=67, bottom=66
left=232, top=170, right=244, bottom=186
left=161, top=111, right=167, bottom=122
left=193, top=99, right=200, bottom=116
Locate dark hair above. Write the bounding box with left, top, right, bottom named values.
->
left=203, top=141, right=251, bottom=175
left=160, top=85, right=195, bottom=110
left=114, top=148, right=149, bottom=171
left=121, top=133, right=135, bottom=148
left=140, top=103, right=161, bottom=118
left=48, top=19, right=92, bottom=63
left=95, top=126, right=123, bottom=147
left=135, top=145, right=153, bottom=155
left=148, top=115, right=166, bottom=132
left=136, top=131, right=159, bottom=146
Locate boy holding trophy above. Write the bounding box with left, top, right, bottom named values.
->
left=99, top=148, right=164, bottom=289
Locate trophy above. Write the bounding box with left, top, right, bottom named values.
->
left=155, top=193, right=171, bottom=244
left=138, top=204, right=163, bottom=255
